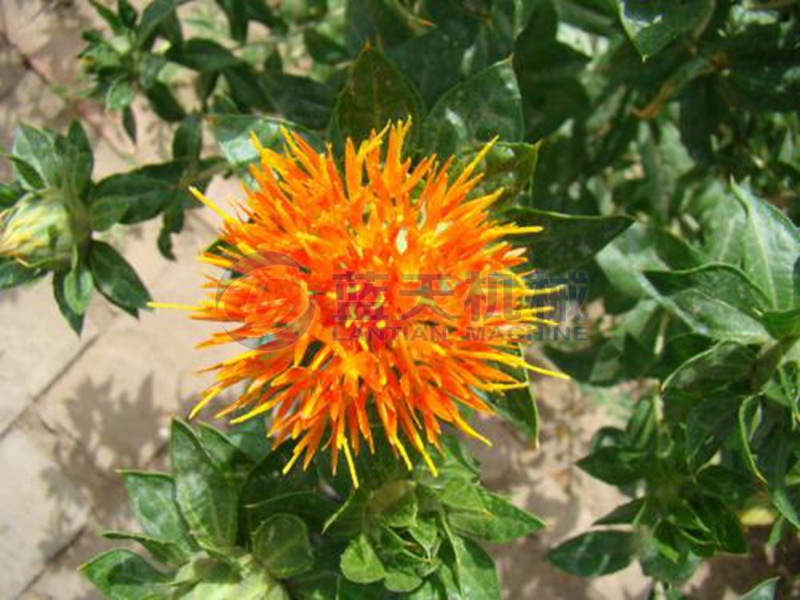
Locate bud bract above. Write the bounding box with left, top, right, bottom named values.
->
left=0, top=194, right=78, bottom=268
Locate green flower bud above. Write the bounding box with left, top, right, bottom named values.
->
left=0, top=194, right=79, bottom=268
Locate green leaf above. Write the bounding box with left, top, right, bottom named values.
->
left=102, top=531, right=187, bottom=567
left=53, top=270, right=86, bottom=335
left=197, top=423, right=253, bottom=484
left=597, top=230, right=661, bottom=304
left=763, top=362, right=800, bottom=413
left=694, top=181, right=746, bottom=265
left=157, top=198, right=185, bottom=260
left=691, top=495, right=748, bottom=555
left=662, top=341, right=760, bottom=421
left=118, top=0, right=138, bottom=27
left=64, top=259, right=94, bottom=316
left=436, top=480, right=486, bottom=512
left=216, top=0, right=249, bottom=41
left=336, top=578, right=387, bottom=600
left=512, top=22, right=590, bottom=139
left=123, top=106, right=137, bottom=144
left=12, top=124, right=60, bottom=187
left=261, top=73, right=335, bottom=131
left=6, top=155, right=44, bottom=190
left=81, top=549, right=169, bottom=598
left=0, top=182, right=22, bottom=206
left=407, top=578, right=447, bottom=600
left=89, top=194, right=130, bottom=232
left=423, top=59, right=523, bottom=158
left=388, top=31, right=464, bottom=108
left=755, top=416, right=800, bottom=528
left=695, top=465, right=759, bottom=504
left=459, top=142, right=540, bottom=210
left=595, top=498, right=647, bottom=526
left=408, top=517, right=439, bottom=558
left=485, top=364, right=538, bottom=442
left=547, top=530, right=637, bottom=576
left=344, top=0, right=421, bottom=54
left=89, top=241, right=151, bottom=314
left=723, top=25, right=800, bottom=113
left=577, top=447, right=646, bottom=486
left=763, top=307, right=800, bottom=340
left=120, top=470, right=196, bottom=555
left=173, top=114, right=203, bottom=162
left=544, top=328, right=650, bottom=387
left=172, top=38, right=243, bottom=72
left=89, top=0, right=123, bottom=33
left=618, top=0, right=715, bottom=59
left=183, top=557, right=288, bottom=600
left=136, top=0, right=179, bottom=48
left=243, top=450, right=320, bottom=516
left=508, top=207, right=634, bottom=275
left=225, top=418, right=270, bottom=463
left=224, top=66, right=272, bottom=111
left=738, top=397, right=767, bottom=483
left=639, top=523, right=701, bottom=584
left=170, top=419, right=238, bottom=550
left=448, top=489, right=544, bottom=543
left=0, top=259, right=40, bottom=289
left=740, top=577, right=781, bottom=600
left=143, top=82, right=185, bottom=122
left=62, top=121, right=94, bottom=199
left=252, top=514, right=314, bottom=578
left=290, top=570, right=339, bottom=600
left=332, top=48, right=422, bottom=146
left=645, top=264, right=772, bottom=343
left=248, top=491, right=335, bottom=531
left=732, top=181, right=800, bottom=310
left=209, top=114, right=320, bottom=175
left=304, top=27, right=348, bottom=65
left=106, top=76, right=136, bottom=110
left=340, top=534, right=386, bottom=584
left=447, top=535, right=500, bottom=600
left=684, top=394, right=744, bottom=470
left=93, top=171, right=173, bottom=226
left=384, top=569, right=423, bottom=593
left=369, top=480, right=418, bottom=528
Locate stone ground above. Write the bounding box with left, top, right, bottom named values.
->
left=0, top=2, right=789, bottom=599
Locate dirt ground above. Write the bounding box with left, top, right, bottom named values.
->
left=0, top=2, right=792, bottom=599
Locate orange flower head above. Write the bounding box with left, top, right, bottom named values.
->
left=166, top=121, right=565, bottom=487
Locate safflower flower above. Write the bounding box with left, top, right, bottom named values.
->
left=157, top=121, right=564, bottom=486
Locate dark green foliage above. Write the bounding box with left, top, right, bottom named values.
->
left=83, top=419, right=544, bottom=599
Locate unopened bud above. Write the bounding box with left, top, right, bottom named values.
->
left=0, top=195, right=77, bottom=268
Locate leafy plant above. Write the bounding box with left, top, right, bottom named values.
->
left=0, top=0, right=794, bottom=597
left=0, top=122, right=149, bottom=333
left=83, top=419, right=543, bottom=599
left=524, top=1, right=800, bottom=596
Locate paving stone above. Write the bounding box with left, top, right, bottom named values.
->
left=99, top=209, right=216, bottom=306
left=87, top=96, right=176, bottom=172
left=0, top=52, right=68, bottom=179
left=0, top=0, right=101, bottom=86
left=0, top=424, right=91, bottom=598
left=34, top=314, right=221, bottom=475
left=20, top=499, right=139, bottom=600
left=0, top=280, right=100, bottom=436
left=469, top=377, right=651, bottom=600
left=34, top=211, right=239, bottom=477
left=0, top=38, right=26, bottom=100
